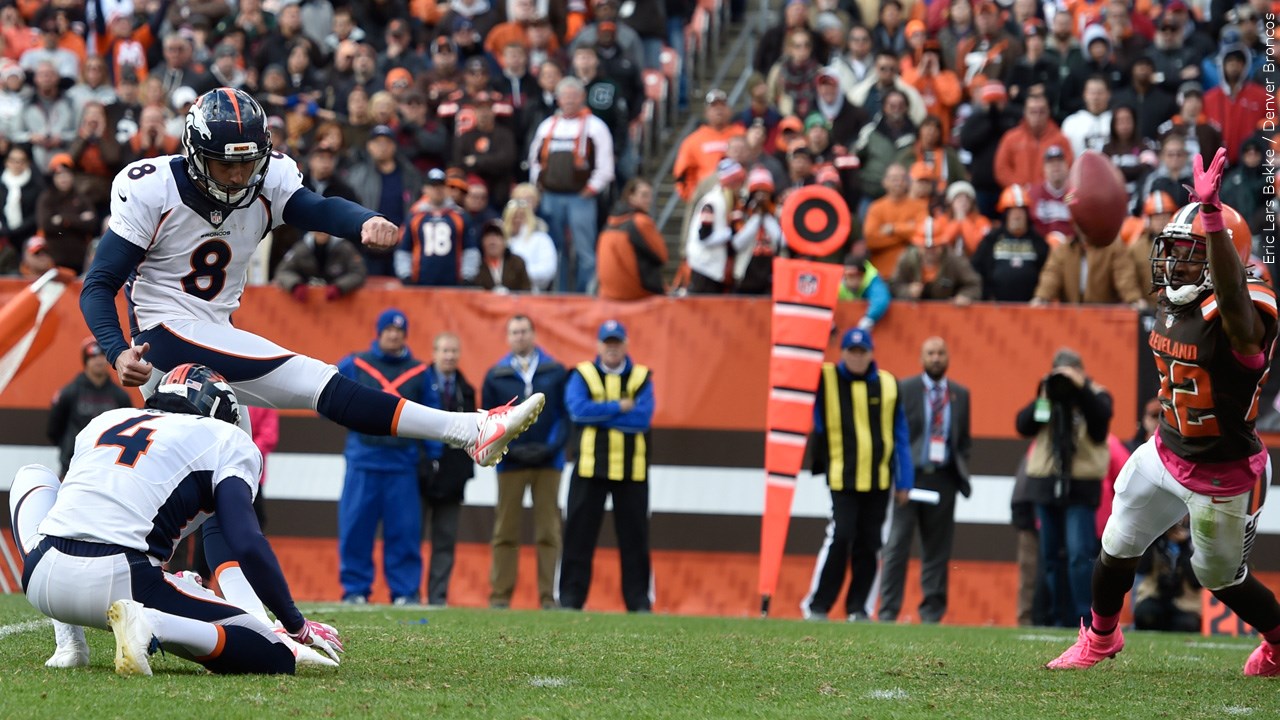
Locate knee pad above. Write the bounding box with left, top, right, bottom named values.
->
left=9, top=464, right=60, bottom=558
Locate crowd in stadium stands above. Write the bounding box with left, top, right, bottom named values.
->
left=0, top=0, right=1271, bottom=303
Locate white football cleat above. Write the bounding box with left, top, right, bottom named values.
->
left=272, top=624, right=339, bottom=668
left=468, top=393, right=546, bottom=467
left=107, top=599, right=156, bottom=677
left=45, top=621, right=90, bottom=669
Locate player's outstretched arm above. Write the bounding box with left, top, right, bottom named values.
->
left=281, top=186, right=397, bottom=249
left=1195, top=148, right=1265, bottom=355
left=80, top=230, right=148, bottom=372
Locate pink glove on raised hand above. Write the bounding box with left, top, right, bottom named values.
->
left=1187, top=147, right=1227, bottom=212
left=289, top=619, right=344, bottom=662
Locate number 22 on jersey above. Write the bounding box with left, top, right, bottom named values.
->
left=1153, top=356, right=1219, bottom=438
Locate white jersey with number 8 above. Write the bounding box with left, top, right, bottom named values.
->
left=106, top=154, right=304, bottom=333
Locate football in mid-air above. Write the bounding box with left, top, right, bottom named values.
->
left=1066, top=150, right=1129, bottom=247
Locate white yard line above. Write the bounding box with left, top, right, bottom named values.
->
left=529, top=677, right=569, bottom=688
left=0, top=619, right=50, bottom=641
left=1185, top=641, right=1255, bottom=651
left=866, top=688, right=909, bottom=700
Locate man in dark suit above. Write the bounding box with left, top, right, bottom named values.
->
left=419, top=332, right=477, bottom=608
left=877, top=336, right=972, bottom=624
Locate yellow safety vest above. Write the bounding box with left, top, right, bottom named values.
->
left=819, top=363, right=898, bottom=492
left=575, top=361, right=652, bottom=481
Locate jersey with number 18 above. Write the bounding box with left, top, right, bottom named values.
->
left=106, top=153, right=304, bottom=335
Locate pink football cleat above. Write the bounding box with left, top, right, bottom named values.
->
left=468, top=393, right=546, bottom=467
left=1045, top=622, right=1124, bottom=670
left=1244, top=641, right=1280, bottom=677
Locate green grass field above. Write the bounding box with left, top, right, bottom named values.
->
left=0, top=594, right=1276, bottom=720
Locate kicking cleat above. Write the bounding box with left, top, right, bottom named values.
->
left=468, top=393, right=546, bottom=467
left=1244, top=641, right=1280, bottom=676
left=1046, top=622, right=1124, bottom=670
left=107, top=599, right=157, bottom=677
left=45, top=620, right=89, bottom=669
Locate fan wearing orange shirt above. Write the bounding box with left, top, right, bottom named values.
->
left=864, top=163, right=930, bottom=277
left=672, top=89, right=745, bottom=202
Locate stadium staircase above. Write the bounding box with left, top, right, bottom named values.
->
left=640, top=0, right=777, bottom=283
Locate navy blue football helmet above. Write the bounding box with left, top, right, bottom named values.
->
left=182, top=87, right=272, bottom=210
left=146, top=363, right=241, bottom=427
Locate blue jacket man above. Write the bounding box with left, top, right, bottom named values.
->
left=336, top=308, right=429, bottom=605
left=803, top=326, right=913, bottom=621
left=481, top=315, right=568, bottom=609
left=559, top=320, right=657, bottom=612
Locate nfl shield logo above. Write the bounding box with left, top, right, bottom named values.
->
left=1165, top=314, right=1175, bottom=328
left=210, top=210, right=223, bottom=225
left=797, top=273, right=818, bottom=296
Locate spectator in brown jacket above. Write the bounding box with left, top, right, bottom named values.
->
left=36, top=153, right=98, bottom=274
left=472, top=220, right=532, bottom=293
left=1030, top=229, right=1147, bottom=309
left=273, top=231, right=369, bottom=302
left=890, top=217, right=982, bottom=304
left=994, top=94, right=1073, bottom=190
left=598, top=178, right=668, bottom=301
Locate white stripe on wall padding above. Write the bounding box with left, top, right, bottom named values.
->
left=5, top=446, right=1280, bottom=533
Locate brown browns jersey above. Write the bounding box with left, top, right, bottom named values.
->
left=1149, top=279, right=1278, bottom=464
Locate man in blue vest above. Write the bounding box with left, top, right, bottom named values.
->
left=336, top=308, right=432, bottom=605
left=559, top=320, right=656, bottom=612
left=803, top=326, right=913, bottom=621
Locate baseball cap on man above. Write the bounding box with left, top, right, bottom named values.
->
left=370, top=124, right=396, bottom=140
left=81, top=337, right=104, bottom=364
left=1044, top=145, right=1066, bottom=161
left=377, top=308, right=409, bottom=335
left=426, top=168, right=447, bottom=185
left=841, top=327, right=873, bottom=351
left=598, top=320, right=628, bottom=342
left=705, top=88, right=728, bottom=105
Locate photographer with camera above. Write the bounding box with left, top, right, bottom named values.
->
left=732, top=168, right=784, bottom=295
left=1015, top=347, right=1113, bottom=627
left=1133, top=518, right=1202, bottom=633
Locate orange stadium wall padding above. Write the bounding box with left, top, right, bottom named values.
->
left=0, top=279, right=1139, bottom=439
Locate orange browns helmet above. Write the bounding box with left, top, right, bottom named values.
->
left=997, top=184, right=1030, bottom=212
left=1142, top=190, right=1176, bottom=218
left=1158, top=202, right=1251, bottom=262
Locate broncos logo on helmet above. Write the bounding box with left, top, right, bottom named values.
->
left=183, top=87, right=272, bottom=211
left=146, top=363, right=241, bottom=427
left=1150, top=202, right=1252, bottom=306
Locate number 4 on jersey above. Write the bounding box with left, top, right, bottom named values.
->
left=96, top=415, right=157, bottom=467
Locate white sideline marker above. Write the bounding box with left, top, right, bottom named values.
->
left=0, top=619, right=50, bottom=641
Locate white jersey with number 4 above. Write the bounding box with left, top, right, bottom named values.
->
left=38, top=407, right=262, bottom=560
left=106, top=153, right=304, bottom=333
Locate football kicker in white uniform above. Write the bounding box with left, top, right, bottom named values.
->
left=8, top=364, right=343, bottom=676
left=80, top=87, right=543, bottom=466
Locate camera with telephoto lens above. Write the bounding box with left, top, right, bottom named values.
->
left=1044, top=371, right=1078, bottom=403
